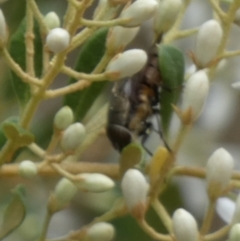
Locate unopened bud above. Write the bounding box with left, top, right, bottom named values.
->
left=229, top=224, right=240, bottom=241
left=46, top=28, right=70, bottom=53
left=120, top=0, right=158, bottom=27
left=106, top=26, right=139, bottom=54
left=0, top=9, right=7, bottom=47
left=61, top=123, right=86, bottom=152
left=172, top=208, right=198, bottom=241
left=19, top=160, right=38, bottom=178
left=54, top=106, right=74, bottom=130
left=73, top=173, right=115, bottom=192
left=86, top=222, right=115, bottom=241
left=181, top=70, right=209, bottom=122
left=44, top=12, right=60, bottom=30
left=54, top=178, right=78, bottom=205
left=121, top=169, right=148, bottom=220
left=206, top=148, right=234, bottom=200
left=154, top=0, right=182, bottom=35
left=105, top=49, right=147, bottom=80
left=195, top=20, right=222, bottom=68
left=216, top=197, right=235, bottom=224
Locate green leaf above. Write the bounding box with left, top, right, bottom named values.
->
left=158, top=44, right=185, bottom=133
left=0, top=185, right=26, bottom=240
left=9, top=18, right=43, bottom=108
left=2, top=117, right=34, bottom=147
left=119, top=143, right=144, bottom=178
left=64, top=28, right=108, bottom=120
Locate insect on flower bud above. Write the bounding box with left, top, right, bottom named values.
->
left=86, top=222, right=115, bottom=241
left=54, top=106, right=74, bottom=130
left=172, top=208, right=199, bottom=241
left=195, top=20, right=222, bottom=68
left=106, top=26, right=139, bottom=54
left=54, top=178, right=78, bottom=206
left=105, top=49, right=147, bottom=80
left=0, top=9, right=7, bottom=47
left=44, top=12, right=60, bottom=30
left=73, top=173, right=115, bottom=193
left=19, top=160, right=38, bottom=178
left=206, top=148, right=234, bottom=200
left=229, top=224, right=240, bottom=241
left=120, top=0, right=158, bottom=27
left=121, top=169, right=148, bottom=220
left=46, top=28, right=70, bottom=54
left=154, top=0, right=182, bottom=35
left=61, top=123, right=86, bottom=152
left=181, top=70, right=209, bottom=122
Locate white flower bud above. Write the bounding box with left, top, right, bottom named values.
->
left=154, top=0, right=182, bottom=35
left=86, top=222, right=115, bottom=241
left=0, top=9, right=7, bottom=47
left=195, top=20, right=222, bottom=68
left=44, top=12, right=60, bottom=30
left=46, top=28, right=70, bottom=53
left=106, top=26, right=139, bottom=54
left=182, top=70, right=209, bottom=121
left=206, top=148, right=234, bottom=199
left=121, top=169, right=148, bottom=219
left=172, top=208, right=198, bottom=241
left=61, top=123, right=86, bottom=152
left=216, top=197, right=235, bottom=224
left=54, top=178, right=78, bottom=205
left=229, top=224, right=240, bottom=241
left=120, top=0, right=158, bottom=27
left=19, top=160, right=38, bottom=178
left=105, top=49, right=147, bottom=80
left=73, top=173, right=115, bottom=192
left=54, top=106, right=74, bottom=130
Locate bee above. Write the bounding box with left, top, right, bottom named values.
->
left=107, top=45, right=166, bottom=152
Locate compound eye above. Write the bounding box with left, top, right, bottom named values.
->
left=106, top=124, right=132, bottom=151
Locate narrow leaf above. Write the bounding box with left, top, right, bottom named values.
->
left=158, top=45, right=185, bottom=132
left=9, top=18, right=43, bottom=108
left=64, top=28, right=108, bottom=120
left=0, top=185, right=26, bottom=239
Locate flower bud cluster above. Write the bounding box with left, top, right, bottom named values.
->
left=154, top=0, right=182, bottom=35
left=86, top=222, right=115, bottom=241
left=119, top=0, right=158, bottom=27
left=206, top=148, right=234, bottom=200
left=44, top=12, right=60, bottom=30
left=181, top=70, right=209, bottom=122
left=105, top=49, right=147, bottom=80
left=54, top=106, right=74, bottom=130
left=18, top=160, right=38, bottom=178
left=121, top=169, right=148, bottom=220
left=195, top=20, right=222, bottom=68
left=172, top=208, right=198, bottom=241
left=73, top=173, right=115, bottom=193
left=106, top=26, right=139, bottom=54
left=61, top=122, right=86, bottom=152
left=46, top=27, right=70, bottom=53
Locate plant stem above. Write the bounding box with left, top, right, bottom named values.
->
left=38, top=211, right=52, bottom=241
left=152, top=198, right=173, bottom=233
